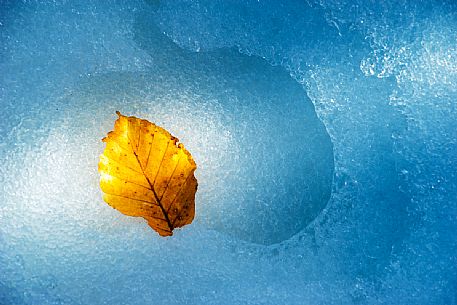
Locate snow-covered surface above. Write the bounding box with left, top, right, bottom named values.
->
left=1, top=0, right=456, bottom=304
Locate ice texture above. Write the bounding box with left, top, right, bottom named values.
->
left=1, top=0, right=457, bottom=304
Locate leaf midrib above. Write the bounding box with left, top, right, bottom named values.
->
left=127, top=131, right=174, bottom=232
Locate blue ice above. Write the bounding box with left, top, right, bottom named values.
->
left=1, top=0, right=456, bottom=304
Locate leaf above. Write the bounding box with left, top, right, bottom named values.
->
left=98, top=111, right=198, bottom=236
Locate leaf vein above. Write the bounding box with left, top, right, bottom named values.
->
left=152, top=140, right=170, bottom=187
left=166, top=171, right=193, bottom=214
left=104, top=192, right=159, bottom=206
left=159, top=154, right=182, bottom=202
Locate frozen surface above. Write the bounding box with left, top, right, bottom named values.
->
left=1, top=0, right=456, bottom=304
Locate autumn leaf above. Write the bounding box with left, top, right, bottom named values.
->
left=98, top=111, right=198, bottom=236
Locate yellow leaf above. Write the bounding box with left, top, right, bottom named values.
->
left=98, top=111, right=198, bottom=236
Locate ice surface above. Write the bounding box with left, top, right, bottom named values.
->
left=1, top=0, right=456, bottom=304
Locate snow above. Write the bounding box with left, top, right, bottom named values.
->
left=1, top=0, right=456, bottom=304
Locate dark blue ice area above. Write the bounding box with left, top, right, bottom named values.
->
left=1, top=1, right=456, bottom=304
